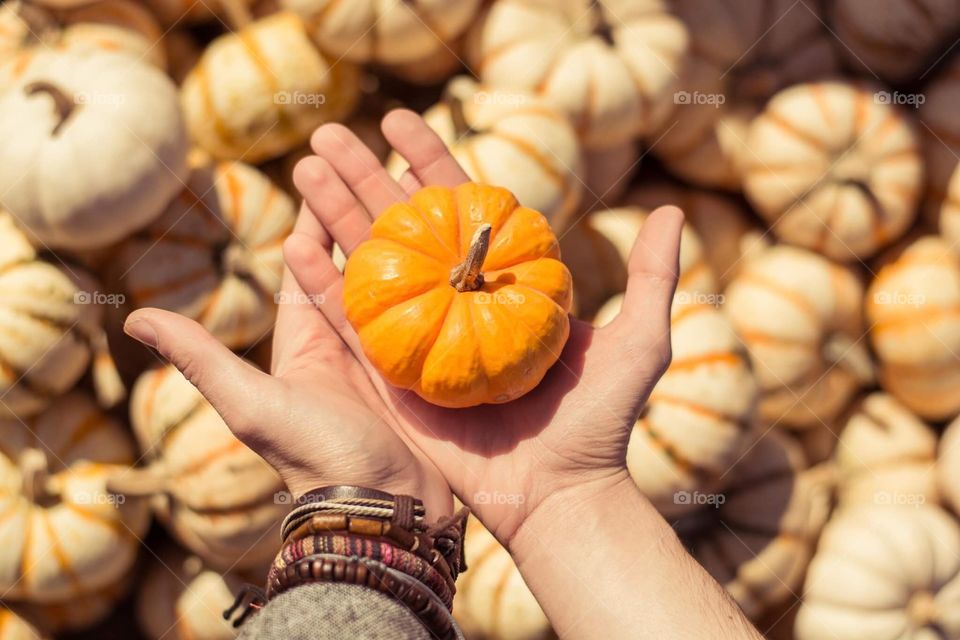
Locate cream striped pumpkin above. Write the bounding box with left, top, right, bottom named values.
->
left=467, top=0, right=688, bottom=149
left=677, top=430, right=832, bottom=619
left=742, top=81, right=923, bottom=261
left=866, top=236, right=960, bottom=421
left=797, top=505, right=960, bottom=640
left=454, top=516, right=552, bottom=640
left=836, top=393, right=939, bottom=509
left=181, top=11, right=360, bottom=164
left=0, top=393, right=150, bottom=603
left=137, top=545, right=261, bottom=640
left=110, top=364, right=286, bottom=571
left=939, top=416, right=960, bottom=517
left=652, top=0, right=839, bottom=190
left=116, top=161, right=294, bottom=349
left=387, top=76, right=583, bottom=230
left=726, top=245, right=871, bottom=429
left=281, top=0, right=479, bottom=66
left=0, top=609, right=44, bottom=640
left=594, top=293, right=756, bottom=516
left=0, top=213, right=122, bottom=419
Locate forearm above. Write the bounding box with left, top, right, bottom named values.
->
left=509, top=473, right=762, bottom=640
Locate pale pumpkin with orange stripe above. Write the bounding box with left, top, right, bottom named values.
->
left=110, top=364, right=286, bottom=571
left=115, top=161, right=295, bottom=349
left=281, top=0, right=479, bottom=65
left=0, top=609, right=45, bottom=640
left=677, top=430, right=832, bottom=620
left=387, top=77, right=583, bottom=231
left=836, top=393, right=939, bottom=509
left=467, top=0, right=688, bottom=149
left=343, top=182, right=572, bottom=409
left=743, top=81, right=923, bottom=261
left=594, top=292, right=756, bottom=516
left=0, top=213, right=122, bottom=419
left=866, top=236, right=960, bottom=421
left=0, top=393, right=150, bottom=603
left=180, top=11, right=360, bottom=164
left=453, top=516, right=553, bottom=640
left=725, top=245, right=872, bottom=430
left=651, top=0, right=839, bottom=190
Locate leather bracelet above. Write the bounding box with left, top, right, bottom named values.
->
left=281, top=485, right=426, bottom=541
left=271, top=553, right=458, bottom=640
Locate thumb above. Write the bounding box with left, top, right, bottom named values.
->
left=124, top=308, right=277, bottom=438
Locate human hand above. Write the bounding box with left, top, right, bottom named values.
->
left=283, top=110, right=683, bottom=546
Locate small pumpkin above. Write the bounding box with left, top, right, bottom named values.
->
left=677, top=430, right=832, bottom=620
left=725, top=245, right=871, bottom=430
left=387, top=77, right=583, bottom=230
left=939, top=416, right=960, bottom=517
left=0, top=213, right=122, bottom=419
left=594, top=292, right=757, bottom=516
left=651, top=0, right=839, bottom=190
left=137, top=544, right=262, bottom=640
left=467, top=0, right=688, bottom=149
left=454, top=516, right=552, bottom=640
left=0, top=48, right=189, bottom=250
left=830, top=0, right=960, bottom=83
left=836, top=393, right=939, bottom=509
left=796, top=504, right=960, bottom=639
left=866, top=236, right=960, bottom=421
left=0, top=392, right=151, bottom=603
left=742, top=81, right=923, bottom=261
left=180, top=11, right=360, bottom=164
left=343, top=182, right=572, bottom=408
left=281, top=0, right=479, bottom=66
left=109, top=364, right=286, bottom=571
left=115, top=160, right=294, bottom=349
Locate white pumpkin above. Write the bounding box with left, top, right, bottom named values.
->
left=580, top=141, right=639, bottom=212
left=109, top=364, right=286, bottom=571
left=137, top=545, right=262, bottom=640
left=454, top=516, right=552, bottom=640
left=467, top=0, right=688, bottom=149
left=281, top=0, right=479, bottom=66
left=595, top=292, right=757, bottom=516
left=866, top=236, right=960, bottom=421
left=742, top=81, right=923, bottom=261
left=939, top=412, right=960, bottom=517
left=180, top=11, right=360, bottom=164
left=797, top=504, right=960, bottom=639
left=0, top=213, right=122, bottom=419
left=387, top=76, right=583, bottom=230
left=0, top=393, right=151, bottom=603
left=725, top=245, right=871, bottom=430
left=0, top=48, right=189, bottom=250
left=677, top=430, right=832, bottom=619
left=652, top=0, right=839, bottom=190
left=836, top=393, right=939, bottom=509
left=115, top=161, right=294, bottom=349
left=830, top=0, right=960, bottom=83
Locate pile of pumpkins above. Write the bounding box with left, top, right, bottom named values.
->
left=1, top=0, right=960, bottom=638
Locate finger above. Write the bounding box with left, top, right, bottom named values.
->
left=124, top=308, right=277, bottom=439
left=382, top=109, right=470, bottom=188
left=607, top=205, right=683, bottom=350
left=397, top=168, right=422, bottom=196
left=293, top=155, right=372, bottom=256
left=310, top=123, right=407, bottom=218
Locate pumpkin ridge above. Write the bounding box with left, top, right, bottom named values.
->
left=494, top=130, right=566, bottom=189
left=194, top=63, right=234, bottom=148
left=155, top=396, right=208, bottom=450
left=647, top=393, right=749, bottom=425
left=735, top=272, right=822, bottom=325
left=665, top=351, right=746, bottom=372
left=760, top=110, right=826, bottom=152
left=62, top=502, right=124, bottom=536
left=41, top=509, right=82, bottom=587
left=871, top=305, right=960, bottom=333
left=372, top=237, right=452, bottom=269
left=409, top=203, right=460, bottom=262
left=637, top=420, right=694, bottom=473
left=129, top=265, right=214, bottom=302
left=238, top=28, right=295, bottom=142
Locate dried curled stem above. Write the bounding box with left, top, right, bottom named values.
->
left=450, top=224, right=492, bottom=292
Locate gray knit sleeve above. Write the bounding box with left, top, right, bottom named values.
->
left=237, top=583, right=464, bottom=640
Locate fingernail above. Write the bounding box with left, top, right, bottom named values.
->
left=125, top=319, right=158, bottom=349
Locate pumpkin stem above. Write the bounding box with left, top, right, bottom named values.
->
left=19, top=448, right=50, bottom=503
left=24, top=81, right=75, bottom=136
left=450, top=224, right=492, bottom=292
left=822, top=333, right=874, bottom=385
left=591, top=0, right=615, bottom=45
left=105, top=465, right=168, bottom=497
left=444, top=90, right=476, bottom=139
left=219, top=0, right=251, bottom=29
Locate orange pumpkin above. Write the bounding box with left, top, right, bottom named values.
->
left=343, top=183, right=572, bottom=408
